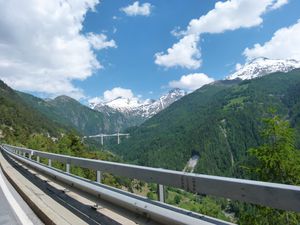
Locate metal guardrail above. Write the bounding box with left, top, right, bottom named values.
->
left=2, top=144, right=300, bottom=213
left=1, top=144, right=231, bottom=225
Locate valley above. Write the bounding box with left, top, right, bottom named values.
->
left=1, top=60, right=300, bottom=224
left=112, top=69, right=300, bottom=178
left=2, top=59, right=300, bottom=176
left=1, top=1, right=300, bottom=224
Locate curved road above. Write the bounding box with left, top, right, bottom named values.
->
left=0, top=187, right=21, bottom=225
left=0, top=167, right=43, bottom=225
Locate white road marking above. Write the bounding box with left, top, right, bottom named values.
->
left=0, top=170, right=34, bottom=225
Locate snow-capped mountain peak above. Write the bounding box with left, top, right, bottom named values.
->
left=91, top=88, right=186, bottom=119
left=140, top=88, right=186, bottom=118
left=227, top=58, right=300, bottom=80
left=89, top=96, right=142, bottom=111
left=105, top=97, right=142, bottom=111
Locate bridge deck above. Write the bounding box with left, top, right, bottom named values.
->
left=1, top=145, right=232, bottom=225
left=0, top=151, right=163, bottom=225
left=0, top=167, right=43, bottom=225
left=4, top=143, right=299, bottom=224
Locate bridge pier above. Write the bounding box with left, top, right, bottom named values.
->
left=83, top=133, right=129, bottom=146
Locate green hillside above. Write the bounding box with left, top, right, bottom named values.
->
left=17, top=92, right=134, bottom=135
left=0, top=80, right=64, bottom=143
left=113, top=70, right=300, bottom=177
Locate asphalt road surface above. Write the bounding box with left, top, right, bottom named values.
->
left=0, top=167, right=43, bottom=225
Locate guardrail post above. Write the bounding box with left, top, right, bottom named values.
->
left=23, top=152, right=26, bottom=157
left=157, top=184, right=165, bottom=202
left=48, top=159, right=52, bottom=167
left=66, top=163, right=70, bottom=173
left=96, top=171, right=102, bottom=183
left=29, top=150, right=33, bottom=160
left=37, top=156, right=40, bottom=163
left=117, top=133, right=120, bottom=144
left=4, top=143, right=300, bottom=213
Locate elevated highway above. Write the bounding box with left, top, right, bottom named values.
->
left=0, top=144, right=299, bottom=225
left=0, top=164, right=42, bottom=225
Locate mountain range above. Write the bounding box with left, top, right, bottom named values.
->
left=0, top=80, right=64, bottom=143
left=227, top=57, right=300, bottom=80
left=17, top=92, right=137, bottom=135
left=90, top=88, right=186, bottom=119
left=1, top=57, right=300, bottom=177
left=0, top=85, right=186, bottom=137
left=91, top=58, right=300, bottom=121
left=112, top=69, right=300, bottom=177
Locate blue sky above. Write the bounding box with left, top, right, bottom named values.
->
left=0, top=0, right=300, bottom=103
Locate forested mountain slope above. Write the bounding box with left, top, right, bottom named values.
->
left=17, top=92, right=136, bottom=135
left=113, top=70, right=300, bottom=177
left=0, top=80, right=64, bottom=143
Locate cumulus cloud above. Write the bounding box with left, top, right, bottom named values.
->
left=86, top=33, right=117, bottom=50
left=169, top=73, right=214, bottom=91
left=155, top=0, right=288, bottom=69
left=88, top=87, right=141, bottom=105
left=235, top=63, right=243, bottom=71
left=244, top=19, right=300, bottom=61
left=121, top=1, right=152, bottom=16
left=270, top=0, right=288, bottom=10
left=102, top=87, right=135, bottom=101
left=155, top=34, right=201, bottom=69
left=0, top=0, right=116, bottom=99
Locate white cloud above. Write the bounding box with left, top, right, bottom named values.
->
left=103, top=87, right=135, bottom=101
left=235, top=63, right=242, bottom=71
left=270, top=0, right=288, bottom=10
left=87, top=33, right=117, bottom=50
left=88, top=96, right=102, bottom=106
left=0, top=0, right=116, bottom=99
left=244, top=19, right=300, bottom=61
left=155, top=34, right=201, bottom=69
left=121, top=1, right=152, bottom=16
left=169, top=73, right=214, bottom=91
left=155, top=0, right=288, bottom=69
left=185, top=0, right=286, bottom=35
left=88, top=87, right=140, bottom=104
left=170, top=26, right=183, bottom=37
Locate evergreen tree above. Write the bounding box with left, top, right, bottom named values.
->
left=249, top=112, right=300, bottom=184
left=239, top=112, right=300, bottom=224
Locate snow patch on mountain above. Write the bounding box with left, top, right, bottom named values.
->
left=105, top=97, right=141, bottom=111
left=227, top=58, right=300, bottom=80
left=90, top=88, right=186, bottom=119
